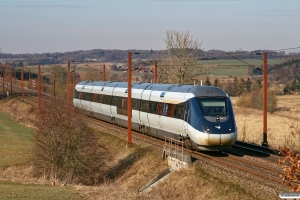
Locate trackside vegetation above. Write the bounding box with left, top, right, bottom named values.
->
left=33, top=97, right=107, bottom=185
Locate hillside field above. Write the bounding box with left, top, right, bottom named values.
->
left=0, top=93, right=298, bottom=199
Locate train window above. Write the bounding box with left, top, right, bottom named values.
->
left=99, top=94, right=103, bottom=103
left=121, top=97, right=128, bottom=116
left=79, top=92, right=84, bottom=100
left=196, top=97, right=227, bottom=116
left=115, top=96, right=128, bottom=116
left=160, top=92, right=166, bottom=98
left=83, top=93, right=89, bottom=101
left=95, top=94, right=100, bottom=103
left=81, top=93, right=85, bottom=100
left=157, top=102, right=164, bottom=115
left=88, top=93, right=93, bottom=101
left=163, top=103, right=170, bottom=116
left=74, top=90, right=80, bottom=99
left=102, top=95, right=112, bottom=105
left=115, top=96, right=121, bottom=114
left=140, top=100, right=149, bottom=112
left=92, top=94, right=97, bottom=102
left=111, top=96, right=118, bottom=107
left=168, top=104, right=176, bottom=117
left=132, top=98, right=140, bottom=110
left=149, top=101, right=157, bottom=114
left=173, top=104, right=184, bottom=119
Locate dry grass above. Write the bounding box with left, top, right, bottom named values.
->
left=232, top=94, right=300, bottom=149
left=2, top=94, right=299, bottom=199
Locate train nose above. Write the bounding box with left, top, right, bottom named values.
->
left=207, top=133, right=233, bottom=146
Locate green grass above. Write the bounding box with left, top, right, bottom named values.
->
left=0, top=111, right=34, bottom=167
left=199, top=58, right=283, bottom=66
left=0, top=181, right=79, bottom=200
left=0, top=109, right=80, bottom=199
left=199, top=59, right=284, bottom=76
left=213, top=67, right=248, bottom=76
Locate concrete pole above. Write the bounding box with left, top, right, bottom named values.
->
left=262, top=52, right=268, bottom=146
left=127, top=52, right=132, bottom=144
left=53, top=66, right=56, bottom=97
left=154, top=60, right=158, bottom=83
left=21, top=66, right=24, bottom=101
left=2, top=66, right=4, bottom=92
left=67, top=60, right=70, bottom=112
left=28, top=68, right=31, bottom=83
left=10, top=66, right=12, bottom=94
left=38, top=65, right=41, bottom=108
left=14, top=69, right=16, bottom=85
left=73, top=66, right=76, bottom=96
left=103, top=64, right=106, bottom=81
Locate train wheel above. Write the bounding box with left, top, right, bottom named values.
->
left=111, top=117, right=116, bottom=125
left=141, top=125, right=147, bottom=135
left=184, top=139, right=194, bottom=150
left=90, top=111, right=95, bottom=118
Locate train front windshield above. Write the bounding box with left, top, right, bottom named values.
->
left=196, top=97, right=227, bottom=116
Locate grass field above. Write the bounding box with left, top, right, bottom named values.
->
left=0, top=95, right=293, bottom=199
left=0, top=110, right=80, bottom=199
left=0, top=112, right=33, bottom=167
left=199, top=59, right=284, bottom=76
left=232, top=94, right=300, bottom=150
left=0, top=181, right=79, bottom=200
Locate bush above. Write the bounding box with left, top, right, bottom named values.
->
left=278, top=125, right=300, bottom=191
left=236, top=89, right=277, bottom=113
left=33, top=97, right=107, bottom=185
left=236, top=93, right=252, bottom=108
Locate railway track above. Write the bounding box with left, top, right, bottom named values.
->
left=85, top=116, right=285, bottom=185
left=233, top=140, right=281, bottom=155
left=3, top=83, right=287, bottom=187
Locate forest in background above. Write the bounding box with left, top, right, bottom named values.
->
left=0, top=48, right=292, bottom=65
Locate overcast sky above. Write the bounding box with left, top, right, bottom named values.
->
left=0, top=0, right=299, bottom=54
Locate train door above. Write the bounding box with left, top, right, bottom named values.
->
left=100, top=87, right=113, bottom=117
left=91, top=86, right=103, bottom=114
left=132, top=88, right=143, bottom=126
left=183, top=98, right=190, bottom=136
left=81, top=84, right=93, bottom=111
left=140, top=89, right=151, bottom=128
left=148, top=90, right=162, bottom=131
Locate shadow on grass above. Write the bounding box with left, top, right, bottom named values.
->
left=103, top=153, right=137, bottom=182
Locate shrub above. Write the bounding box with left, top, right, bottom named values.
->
left=236, top=94, right=252, bottom=108
left=33, top=97, right=107, bottom=185
left=236, top=89, right=277, bottom=113
left=278, top=125, right=300, bottom=191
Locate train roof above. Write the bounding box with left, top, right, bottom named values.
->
left=76, top=81, right=227, bottom=97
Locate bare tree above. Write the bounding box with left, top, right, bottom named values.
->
left=33, top=97, right=107, bottom=185
left=53, top=65, right=67, bottom=96
left=159, top=30, right=205, bottom=84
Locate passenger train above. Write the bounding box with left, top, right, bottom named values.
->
left=73, top=81, right=237, bottom=151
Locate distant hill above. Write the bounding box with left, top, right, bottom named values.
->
left=0, top=49, right=291, bottom=65
left=268, top=57, right=300, bottom=81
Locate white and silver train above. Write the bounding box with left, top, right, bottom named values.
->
left=73, top=81, right=237, bottom=151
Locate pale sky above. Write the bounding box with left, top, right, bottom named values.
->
left=0, top=0, right=299, bottom=54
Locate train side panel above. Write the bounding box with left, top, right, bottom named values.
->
left=140, top=90, right=151, bottom=128
left=101, top=86, right=114, bottom=117
left=132, top=88, right=144, bottom=126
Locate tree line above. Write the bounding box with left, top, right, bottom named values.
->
left=202, top=76, right=262, bottom=97
left=283, top=78, right=300, bottom=94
